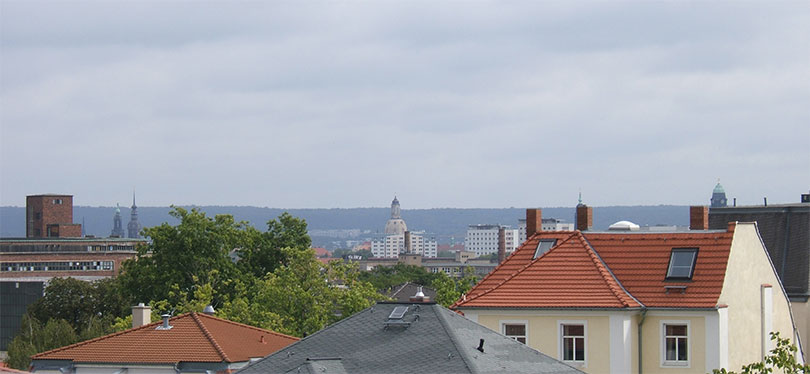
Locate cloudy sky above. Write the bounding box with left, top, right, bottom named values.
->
left=1, top=1, right=808, bottom=209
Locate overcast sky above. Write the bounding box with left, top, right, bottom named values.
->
left=1, top=1, right=808, bottom=209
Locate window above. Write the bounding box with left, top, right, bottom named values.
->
left=502, top=322, right=527, bottom=344
left=662, top=322, right=689, bottom=366
left=666, top=248, right=698, bottom=280
left=560, top=323, right=585, bottom=363
left=534, top=239, right=557, bottom=259
left=52, top=199, right=62, bottom=204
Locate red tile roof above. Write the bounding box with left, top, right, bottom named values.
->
left=454, top=224, right=735, bottom=310
left=32, top=312, right=298, bottom=364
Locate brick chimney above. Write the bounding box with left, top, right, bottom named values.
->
left=526, top=209, right=542, bottom=238
left=576, top=205, right=593, bottom=231
left=498, top=226, right=506, bottom=264
left=132, top=303, right=151, bottom=328
left=690, top=206, right=709, bottom=230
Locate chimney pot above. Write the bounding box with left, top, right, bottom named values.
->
left=156, top=314, right=173, bottom=330
left=526, top=209, right=542, bottom=238
left=203, top=305, right=215, bottom=315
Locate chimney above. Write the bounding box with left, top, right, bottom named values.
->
left=404, top=231, right=412, bottom=254
left=132, top=303, right=151, bottom=328
left=576, top=205, right=593, bottom=231
left=764, top=197, right=768, bottom=206
left=802, top=191, right=810, bottom=203
left=689, top=206, right=709, bottom=230
left=526, top=209, right=542, bottom=238
left=498, top=226, right=506, bottom=264
left=409, top=286, right=431, bottom=303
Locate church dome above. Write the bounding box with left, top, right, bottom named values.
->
left=384, top=218, right=407, bottom=235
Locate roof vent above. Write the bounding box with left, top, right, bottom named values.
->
left=156, top=314, right=173, bottom=330
left=203, top=305, right=215, bottom=315
left=409, top=286, right=431, bottom=303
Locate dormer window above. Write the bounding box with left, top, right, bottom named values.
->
left=666, top=248, right=698, bottom=280
left=534, top=239, right=557, bottom=259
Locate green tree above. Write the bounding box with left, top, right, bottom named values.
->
left=118, top=207, right=253, bottom=307
left=238, top=212, right=312, bottom=278
left=358, top=263, right=442, bottom=291
left=28, top=277, right=126, bottom=335
left=5, top=315, right=79, bottom=370
left=245, top=248, right=382, bottom=337
left=431, top=267, right=479, bottom=307
left=712, top=332, right=809, bottom=374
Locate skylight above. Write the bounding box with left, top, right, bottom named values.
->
left=534, top=239, right=557, bottom=259
left=388, top=306, right=408, bottom=320
left=666, top=248, right=698, bottom=280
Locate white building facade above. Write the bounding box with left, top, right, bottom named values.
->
left=464, top=224, right=519, bottom=257
left=371, top=197, right=438, bottom=258
left=517, top=218, right=575, bottom=244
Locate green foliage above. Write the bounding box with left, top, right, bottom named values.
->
left=5, top=315, right=79, bottom=370
left=431, top=267, right=480, bottom=307
left=712, top=332, right=809, bottom=374
left=359, top=263, right=443, bottom=291
left=118, top=207, right=254, bottom=306
left=238, top=212, right=311, bottom=278
left=437, top=250, right=455, bottom=258
left=242, top=248, right=383, bottom=337
left=28, top=277, right=126, bottom=335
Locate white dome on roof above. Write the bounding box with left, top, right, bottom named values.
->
left=608, top=220, right=640, bottom=231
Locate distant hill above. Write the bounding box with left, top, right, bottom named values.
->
left=0, top=205, right=690, bottom=248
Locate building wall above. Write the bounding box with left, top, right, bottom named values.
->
left=718, top=222, right=800, bottom=370
left=792, top=301, right=810, bottom=361
left=464, top=225, right=518, bottom=256
left=0, top=281, right=44, bottom=350
left=371, top=233, right=437, bottom=258
left=639, top=314, right=708, bottom=374
left=0, top=251, right=134, bottom=279
left=26, top=195, right=74, bottom=238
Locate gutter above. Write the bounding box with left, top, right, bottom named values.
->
left=637, top=308, right=647, bottom=374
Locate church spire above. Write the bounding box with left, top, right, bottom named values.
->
left=127, top=191, right=141, bottom=238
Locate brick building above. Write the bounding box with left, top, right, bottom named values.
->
left=26, top=194, right=82, bottom=238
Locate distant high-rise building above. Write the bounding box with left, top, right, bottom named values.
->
left=111, top=204, right=124, bottom=237
left=127, top=194, right=141, bottom=239
left=464, top=224, right=519, bottom=257
left=711, top=181, right=728, bottom=208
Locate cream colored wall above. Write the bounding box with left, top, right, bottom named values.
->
left=717, top=222, right=799, bottom=371
left=640, top=315, right=706, bottom=374
left=475, top=314, right=612, bottom=374
left=790, top=300, right=809, bottom=362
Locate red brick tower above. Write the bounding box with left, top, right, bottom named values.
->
left=26, top=194, right=82, bottom=238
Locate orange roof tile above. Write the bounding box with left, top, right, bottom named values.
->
left=32, top=312, right=298, bottom=364
left=454, top=225, right=734, bottom=310
left=456, top=232, right=640, bottom=309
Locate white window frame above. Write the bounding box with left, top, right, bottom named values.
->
left=660, top=320, right=691, bottom=368
left=500, top=320, right=528, bottom=344
left=557, top=320, right=587, bottom=367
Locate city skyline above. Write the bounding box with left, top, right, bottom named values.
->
left=2, top=1, right=808, bottom=209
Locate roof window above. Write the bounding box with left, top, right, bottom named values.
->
left=533, top=239, right=557, bottom=259
left=666, top=248, right=698, bottom=280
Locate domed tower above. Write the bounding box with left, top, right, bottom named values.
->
left=111, top=204, right=124, bottom=237
left=711, top=181, right=728, bottom=208
left=127, top=193, right=142, bottom=238
left=384, top=196, right=407, bottom=235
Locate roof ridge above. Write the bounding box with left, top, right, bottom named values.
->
left=577, top=233, right=641, bottom=308
left=191, top=312, right=230, bottom=362
left=450, top=239, right=522, bottom=306
left=431, top=304, right=474, bottom=373
left=32, top=314, right=171, bottom=359
left=455, top=232, right=579, bottom=307
left=195, top=312, right=298, bottom=341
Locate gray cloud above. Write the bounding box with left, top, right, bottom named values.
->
left=1, top=1, right=808, bottom=209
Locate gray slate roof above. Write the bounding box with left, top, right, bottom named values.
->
left=386, top=282, right=437, bottom=302
left=238, top=302, right=584, bottom=374
left=709, top=203, right=810, bottom=300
